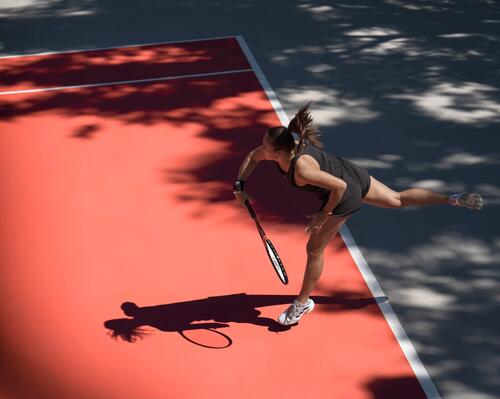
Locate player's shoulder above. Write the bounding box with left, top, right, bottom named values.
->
left=251, top=146, right=266, bottom=161
left=295, top=154, right=320, bottom=173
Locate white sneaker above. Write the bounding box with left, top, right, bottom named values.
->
left=449, top=193, right=484, bottom=210
left=278, top=298, right=315, bottom=326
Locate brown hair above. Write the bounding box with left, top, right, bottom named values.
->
left=266, top=103, right=323, bottom=154
left=287, top=102, right=323, bottom=150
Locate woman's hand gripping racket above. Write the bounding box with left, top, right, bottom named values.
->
left=244, top=199, right=288, bottom=285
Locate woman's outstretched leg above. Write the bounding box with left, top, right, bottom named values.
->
left=399, top=188, right=449, bottom=207
left=362, top=176, right=483, bottom=210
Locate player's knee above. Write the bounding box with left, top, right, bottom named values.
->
left=306, top=243, right=325, bottom=258
left=389, top=192, right=402, bottom=208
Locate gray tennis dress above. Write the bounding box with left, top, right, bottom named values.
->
left=277, top=143, right=371, bottom=217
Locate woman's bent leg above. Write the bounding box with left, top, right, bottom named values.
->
left=278, top=215, right=349, bottom=325
left=296, top=215, right=349, bottom=303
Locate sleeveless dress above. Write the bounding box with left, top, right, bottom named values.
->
left=277, top=143, right=371, bottom=217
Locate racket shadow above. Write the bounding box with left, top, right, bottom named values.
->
left=104, top=292, right=387, bottom=347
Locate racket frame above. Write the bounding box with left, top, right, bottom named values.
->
left=244, top=199, right=289, bottom=285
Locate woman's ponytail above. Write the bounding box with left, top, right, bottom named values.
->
left=287, top=102, right=323, bottom=150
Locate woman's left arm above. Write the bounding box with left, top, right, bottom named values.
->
left=294, top=157, right=347, bottom=214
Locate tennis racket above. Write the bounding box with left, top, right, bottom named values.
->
left=244, top=199, right=288, bottom=285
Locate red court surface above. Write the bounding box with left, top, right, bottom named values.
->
left=0, top=38, right=430, bottom=399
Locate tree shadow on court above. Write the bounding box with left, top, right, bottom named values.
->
left=2, top=0, right=500, bottom=396
left=104, top=292, right=387, bottom=348
left=2, top=2, right=500, bottom=227
left=0, top=53, right=325, bottom=224
left=0, top=38, right=249, bottom=91
left=2, top=3, right=500, bottom=227
left=365, top=375, right=430, bottom=399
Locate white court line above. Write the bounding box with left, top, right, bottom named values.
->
left=0, top=68, right=253, bottom=96
left=236, top=34, right=442, bottom=399
left=235, top=37, right=289, bottom=124
left=0, top=35, right=238, bottom=59
left=340, top=228, right=442, bottom=399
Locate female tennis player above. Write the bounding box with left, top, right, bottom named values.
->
left=233, top=103, right=483, bottom=326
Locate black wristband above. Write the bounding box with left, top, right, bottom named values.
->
left=233, top=180, right=245, bottom=193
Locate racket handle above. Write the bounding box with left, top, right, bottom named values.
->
left=244, top=199, right=257, bottom=219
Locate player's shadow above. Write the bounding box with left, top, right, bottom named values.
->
left=104, top=292, right=387, bottom=348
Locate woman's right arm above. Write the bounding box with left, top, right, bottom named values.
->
left=236, top=146, right=265, bottom=181
left=233, top=147, right=266, bottom=205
